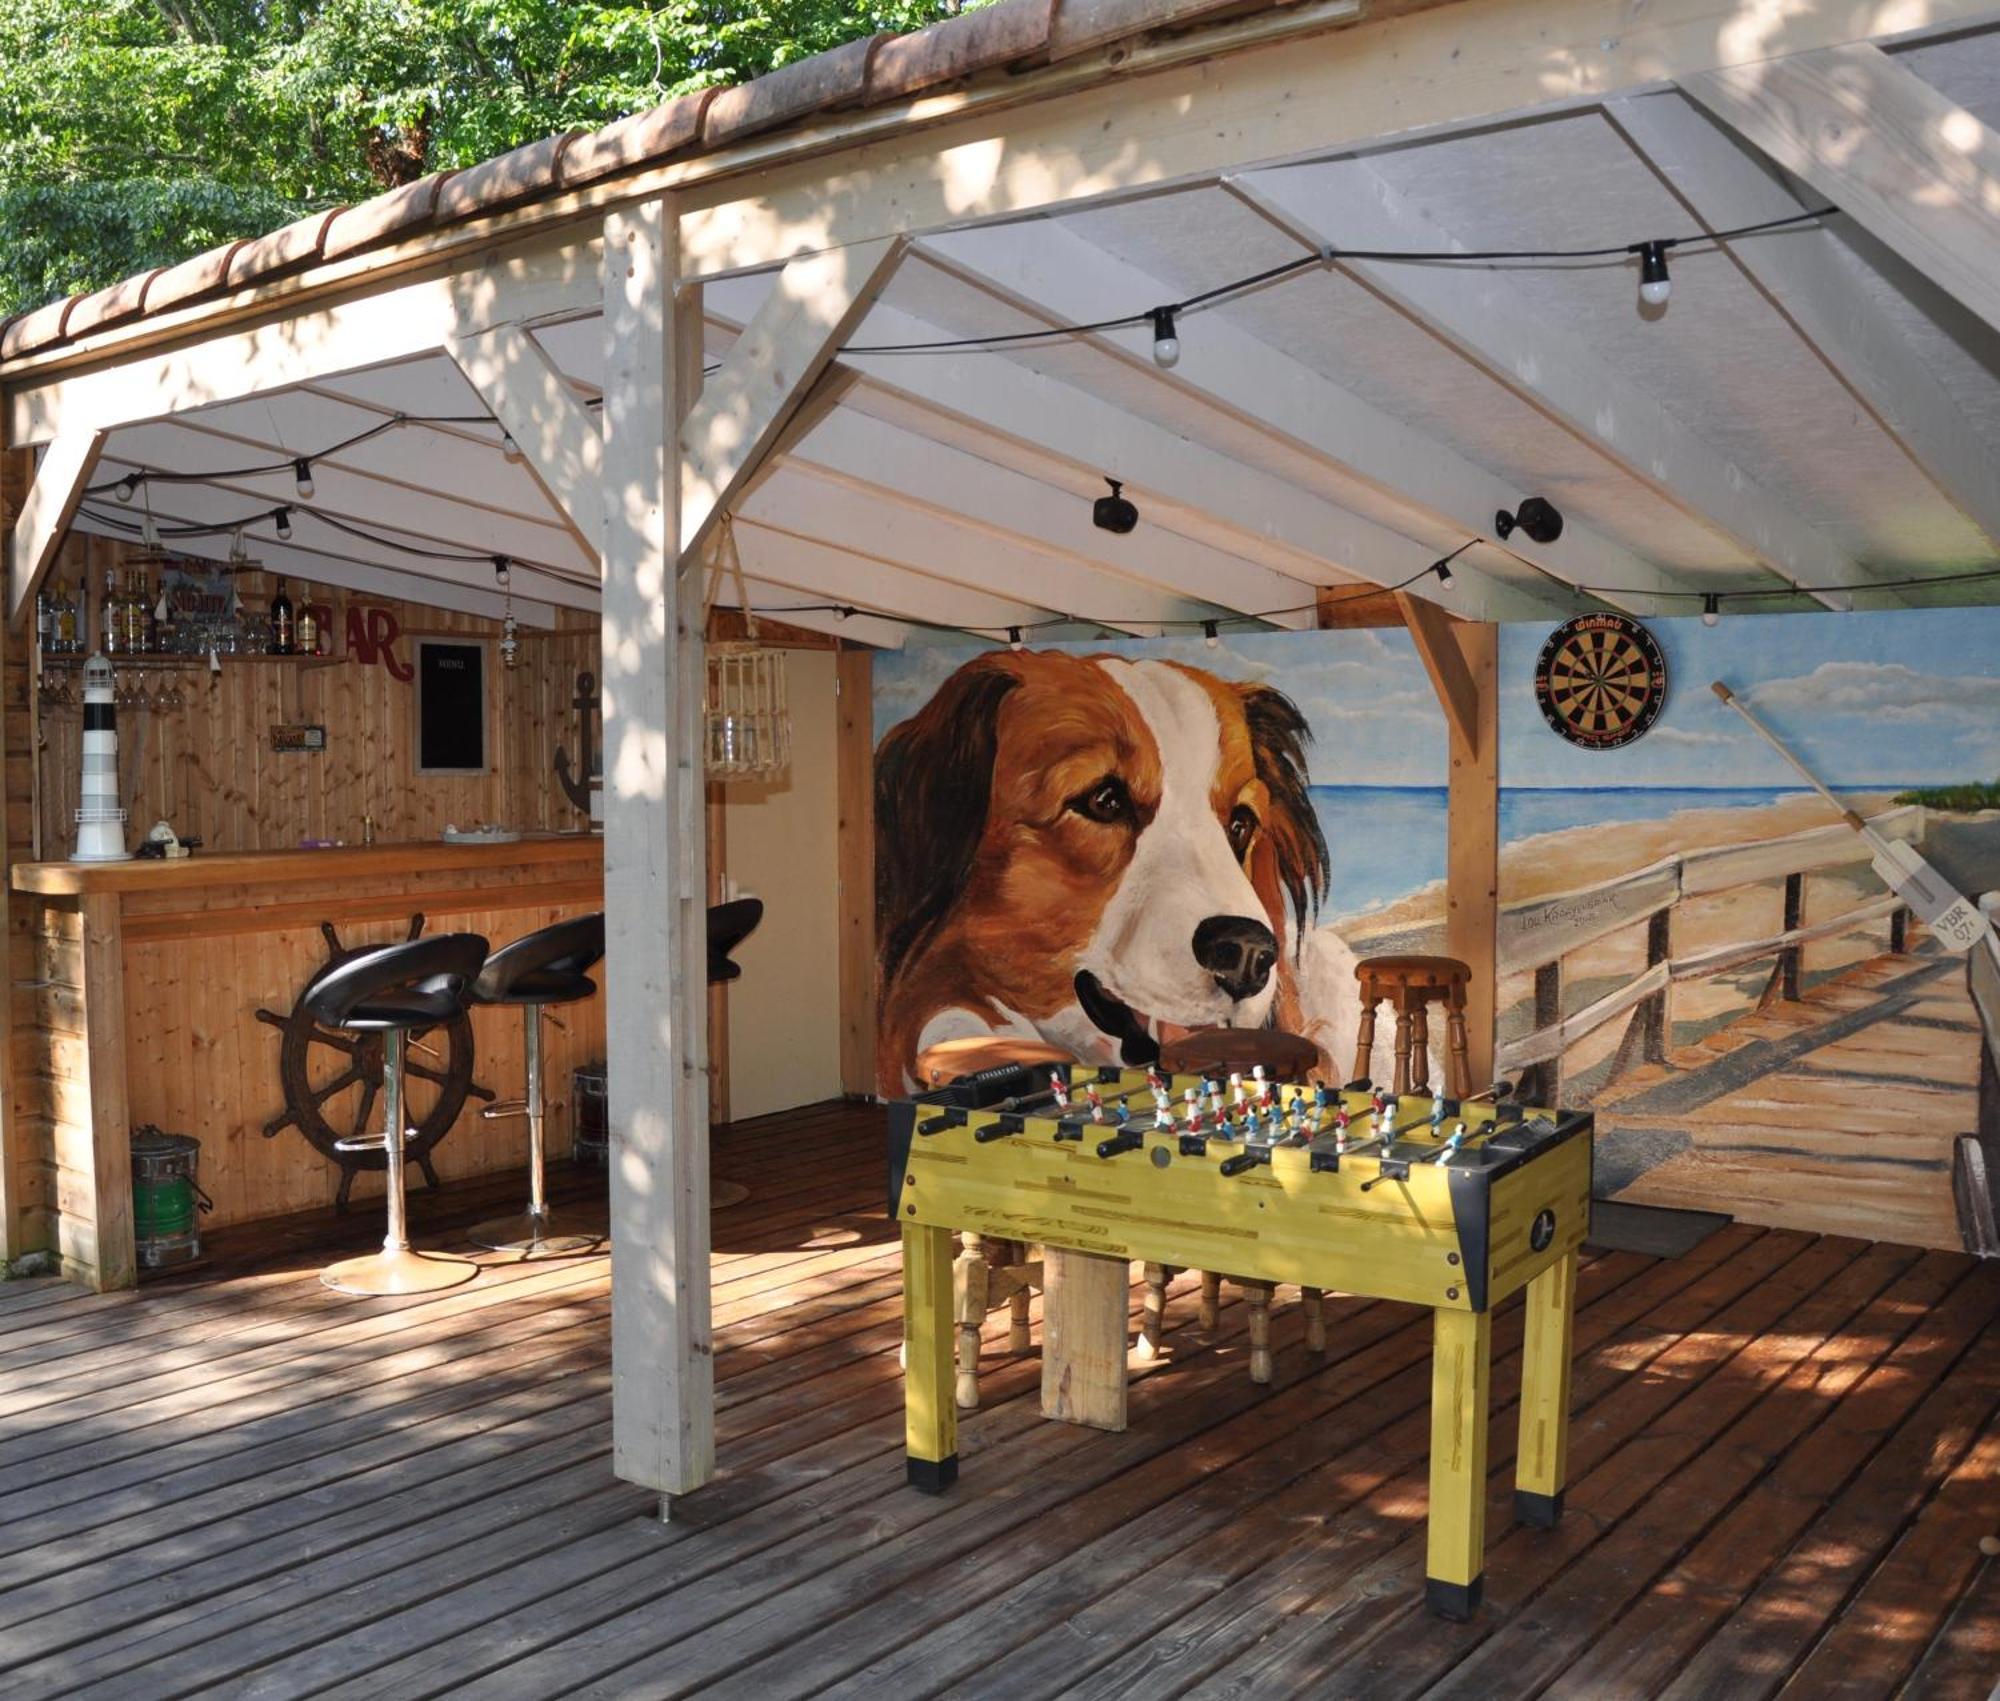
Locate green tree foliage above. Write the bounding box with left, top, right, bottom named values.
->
left=0, top=0, right=966, bottom=316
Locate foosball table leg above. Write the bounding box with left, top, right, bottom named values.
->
left=1302, top=1286, right=1326, bottom=1354
left=1199, top=1270, right=1222, bottom=1331
left=903, top=1223, right=958, bottom=1493
left=1245, top=1281, right=1274, bottom=1384
left=953, top=1234, right=989, bottom=1412
left=1137, top=1262, right=1172, bottom=1360
left=1426, top=1306, right=1492, bottom=1620
left=1515, top=1249, right=1577, bottom=1530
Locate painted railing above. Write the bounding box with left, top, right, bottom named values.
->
left=1351, top=804, right=1927, bottom=1101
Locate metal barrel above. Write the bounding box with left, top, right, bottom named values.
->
left=130, top=1126, right=208, bottom=1269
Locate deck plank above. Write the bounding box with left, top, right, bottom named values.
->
left=0, top=1103, right=1992, bottom=1700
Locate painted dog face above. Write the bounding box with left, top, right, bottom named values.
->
left=876, top=653, right=1326, bottom=1089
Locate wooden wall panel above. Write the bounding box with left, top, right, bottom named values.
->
left=31, top=536, right=603, bottom=856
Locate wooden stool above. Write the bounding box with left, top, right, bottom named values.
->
left=914, top=1038, right=1072, bottom=1412
left=1352, top=955, right=1473, bottom=1098
left=1157, top=1026, right=1322, bottom=1082
left=1138, top=1267, right=1324, bottom=1382
left=1147, top=1028, right=1327, bottom=1383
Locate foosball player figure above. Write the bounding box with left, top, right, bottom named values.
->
left=1229, top=1071, right=1246, bottom=1109
left=1050, top=1071, right=1070, bottom=1111
left=1086, top=1082, right=1105, bottom=1124
left=1433, top=1121, right=1468, bottom=1164
left=1254, top=1064, right=1274, bottom=1108
left=1206, top=1077, right=1225, bottom=1120
left=1148, top=1067, right=1171, bottom=1111
left=1431, top=1084, right=1449, bottom=1129
left=1184, top=1087, right=1205, bottom=1132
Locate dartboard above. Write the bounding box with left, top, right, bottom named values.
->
left=1533, top=614, right=1668, bottom=750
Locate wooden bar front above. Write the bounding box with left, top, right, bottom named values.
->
left=7, top=836, right=605, bottom=1289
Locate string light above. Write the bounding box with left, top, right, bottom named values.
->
left=1008, top=627, right=1025, bottom=651
left=1701, top=593, right=1722, bottom=627
left=274, top=507, right=292, bottom=541
left=114, top=474, right=138, bottom=504
left=1203, top=619, right=1220, bottom=648
left=1635, top=241, right=1674, bottom=308
left=293, top=458, right=315, bottom=500
left=843, top=207, right=1836, bottom=359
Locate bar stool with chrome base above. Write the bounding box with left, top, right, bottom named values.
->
left=467, top=913, right=606, bottom=1258
left=306, top=932, right=490, bottom=1296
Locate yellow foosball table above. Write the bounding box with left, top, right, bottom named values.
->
left=889, top=1061, right=1592, bottom=1619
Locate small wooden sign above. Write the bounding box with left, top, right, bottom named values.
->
left=270, top=724, right=327, bottom=754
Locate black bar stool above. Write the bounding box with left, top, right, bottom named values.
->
left=304, top=932, right=490, bottom=1296
left=467, top=913, right=606, bottom=1259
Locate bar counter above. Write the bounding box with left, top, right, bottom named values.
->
left=8, top=836, right=606, bottom=1290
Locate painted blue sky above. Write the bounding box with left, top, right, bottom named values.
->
left=1499, top=607, right=2000, bottom=789
left=871, top=629, right=1451, bottom=788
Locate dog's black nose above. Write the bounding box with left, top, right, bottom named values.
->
left=1192, top=915, right=1277, bottom=1002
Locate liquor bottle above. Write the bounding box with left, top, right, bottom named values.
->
left=100, top=570, right=123, bottom=655
left=270, top=577, right=295, bottom=655
left=126, top=568, right=152, bottom=653
left=35, top=586, right=52, bottom=657
left=54, top=580, right=78, bottom=653
left=297, top=602, right=319, bottom=657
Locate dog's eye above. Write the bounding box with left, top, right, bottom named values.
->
left=1227, top=804, right=1258, bottom=859
left=1069, top=776, right=1133, bottom=825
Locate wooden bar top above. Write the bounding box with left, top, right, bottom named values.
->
left=11, top=833, right=603, bottom=897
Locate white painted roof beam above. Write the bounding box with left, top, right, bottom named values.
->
left=1230, top=160, right=1880, bottom=610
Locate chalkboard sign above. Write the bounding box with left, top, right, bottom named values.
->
left=415, top=639, right=487, bottom=774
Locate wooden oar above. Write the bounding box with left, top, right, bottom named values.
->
left=1711, top=680, right=1994, bottom=953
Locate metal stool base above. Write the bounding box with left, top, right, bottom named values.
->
left=468, top=1209, right=602, bottom=1257
left=321, top=1246, right=480, bottom=1296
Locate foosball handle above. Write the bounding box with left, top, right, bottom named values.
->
left=1095, top=1131, right=1144, bottom=1159
left=1219, top=1151, right=1262, bottom=1177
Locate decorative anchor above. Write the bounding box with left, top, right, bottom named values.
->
left=553, top=669, right=601, bottom=817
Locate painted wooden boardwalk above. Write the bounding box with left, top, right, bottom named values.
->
left=1594, top=948, right=1979, bottom=1249
left=0, top=1101, right=1994, bottom=1699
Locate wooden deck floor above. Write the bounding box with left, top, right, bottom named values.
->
left=0, top=1100, right=1995, bottom=1699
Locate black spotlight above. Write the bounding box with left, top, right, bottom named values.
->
left=1495, top=496, right=1564, bottom=545
left=1093, top=477, right=1138, bottom=535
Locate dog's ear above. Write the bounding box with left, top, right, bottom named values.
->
left=1241, top=683, right=1329, bottom=952
left=875, top=658, right=1022, bottom=989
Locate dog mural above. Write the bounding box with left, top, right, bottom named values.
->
left=874, top=651, right=1329, bottom=1095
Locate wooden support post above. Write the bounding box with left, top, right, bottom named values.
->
left=1427, top=1305, right=1492, bottom=1620
left=602, top=197, right=714, bottom=1505
left=6, top=433, right=105, bottom=623
left=1528, top=962, right=1563, bottom=1106
left=53, top=895, right=134, bottom=1291
left=902, top=1221, right=957, bottom=1491
left=835, top=646, right=876, bottom=1098
left=1040, top=1247, right=1128, bottom=1431
left=705, top=782, right=729, bottom=1126
left=0, top=442, right=24, bottom=1262
left=1515, top=1250, right=1577, bottom=1531
left=1398, top=596, right=1498, bottom=1089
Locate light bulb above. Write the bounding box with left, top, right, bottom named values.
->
left=115, top=474, right=138, bottom=504
left=1701, top=593, right=1721, bottom=627
left=493, top=554, right=511, bottom=586
left=1008, top=626, right=1025, bottom=652
left=293, top=458, right=315, bottom=500
left=1150, top=306, right=1180, bottom=369
left=1432, top=559, right=1455, bottom=590
left=229, top=526, right=247, bottom=565
left=275, top=507, right=293, bottom=542
left=502, top=432, right=524, bottom=464
left=1637, top=241, right=1672, bottom=308
left=1203, top=619, right=1219, bottom=649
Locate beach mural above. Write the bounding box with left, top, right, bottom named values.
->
left=1492, top=607, right=2000, bottom=1252
left=872, top=610, right=2000, bottom=1253
left=870, top=631, right=1451, bottom=1097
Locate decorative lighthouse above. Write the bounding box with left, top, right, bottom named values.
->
left=72, top=653, right=130, bottom=863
